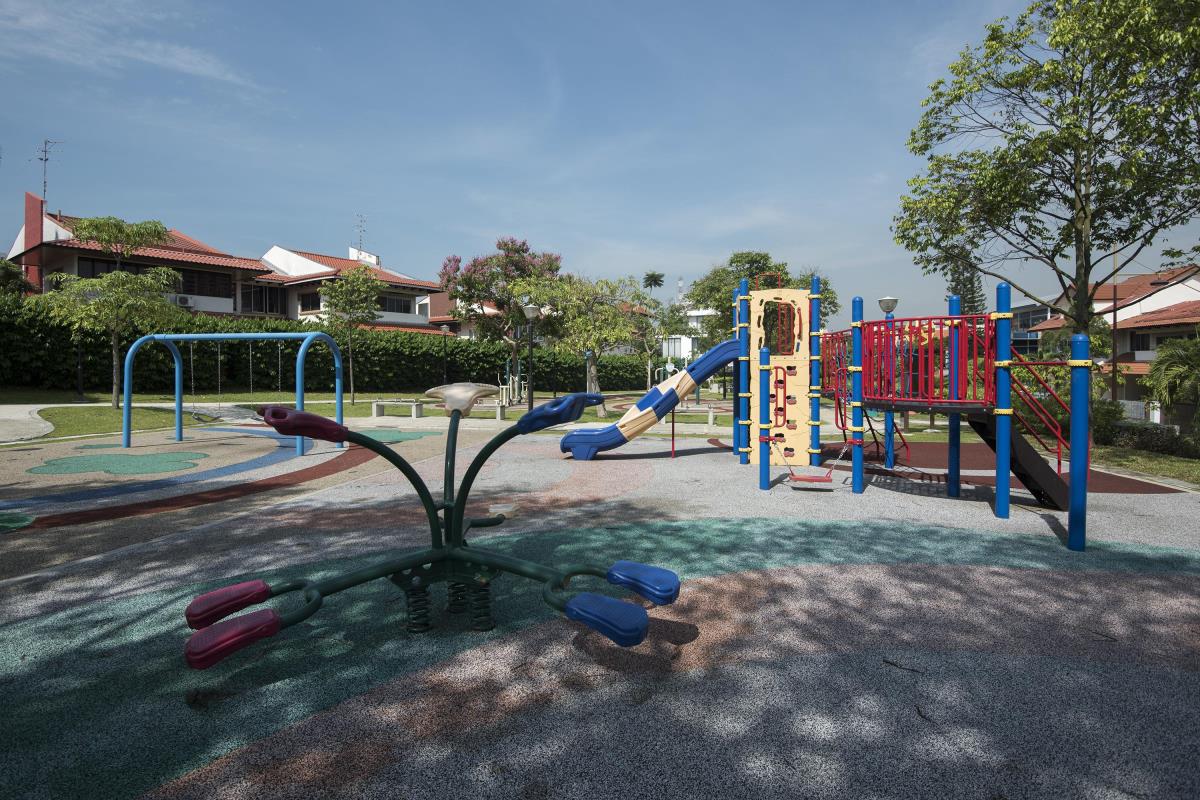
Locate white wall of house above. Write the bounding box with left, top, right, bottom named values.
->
left=1100, top=275, right=1200, bottom=323
left=170, top=293, right=234, bottom=314
left=7, top=216, right=76, bottom=259
left=260, top=246, right=331, bottom=277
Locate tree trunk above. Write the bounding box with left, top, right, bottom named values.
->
left=646, top=358, right=652, bottom=390
left=588, top=355, right=607, bottom=418
left=111, top=331, right=121, bottom=409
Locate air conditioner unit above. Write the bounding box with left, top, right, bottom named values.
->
left=175, top=295, right=191, bottom=307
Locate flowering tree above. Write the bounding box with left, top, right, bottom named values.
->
left=439, top=237, right=562, bottom=382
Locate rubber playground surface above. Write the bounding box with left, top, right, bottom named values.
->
left=2, top=420, right=1198, bottom=799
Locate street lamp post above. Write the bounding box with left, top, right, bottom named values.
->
left=522, top=303, right=540, bottom=412
left=440, top=324, right=450, bottom=384
left=877, top=297, right=900, bottom=465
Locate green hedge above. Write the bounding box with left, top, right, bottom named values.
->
left=0, top=295, right=665, bottom=395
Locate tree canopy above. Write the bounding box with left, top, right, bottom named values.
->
left=685, top=251, right=839, bottom=346
left=894, top=0, right=1200, bottom=333
left=945, top=263, right=987, bottom=315
left=1143, top=331, right=1200, bottom=425
left=321, top=263, right=384, bottom=403
left=69, top=217, right=171, bottom=267
left=1, top=259, right=33, bottom=296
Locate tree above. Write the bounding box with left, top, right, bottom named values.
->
left=321, top=263, right=384, bottom=404
left=513, top=274, right=641, bottom=418
left=70, top=217, right=170, bottom=269
left=440, top=237, right=562, bottom=385
left=1, top=259, right=33, bottom=296
left=642, top=270, right=665, bottom=297
left=38, top=268, right=183, bottom=408
left=894, top=0, right=1200, bottom=334
left=1143, top=331, right=1200, bottom=426
left=945, top=263, right=987, bottom=314
left=684, top=251, right=840, bottom=347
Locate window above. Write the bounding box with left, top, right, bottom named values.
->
left=77, top=257, right=138, bottom=278
left=299, top=292, right=321, bottom=312
left=178, top=269, right=232, bottom=298
left=1132, top=332, right=1151, bottom=351
left=240, top=285, right=285, bottom=314
left=378, top=294, right=413, bottom=314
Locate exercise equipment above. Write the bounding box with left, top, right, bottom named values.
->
left=182, top=385, right=682, bottom=669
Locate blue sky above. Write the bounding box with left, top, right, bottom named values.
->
left=0, top=0, right=1150, bottom=326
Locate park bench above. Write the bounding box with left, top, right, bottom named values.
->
left=372, top=399, right=425, bottom=418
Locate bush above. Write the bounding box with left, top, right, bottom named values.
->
left=1091, top=400, right=1125, bottom=445
left=0, top=298, right=658, bottom=395
left=1108, top=420, right=1200, bottom=459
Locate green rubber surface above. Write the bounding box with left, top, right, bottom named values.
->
left=3, top=518, right=1199, bottom=799
left=0, top=512, right=35, bottom=533
left=27, top=452, right=210, bottom=476
left=361, top=430, right=444, bottom=443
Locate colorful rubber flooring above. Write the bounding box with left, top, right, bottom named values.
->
left=3, top=518, right=1198, bottom=799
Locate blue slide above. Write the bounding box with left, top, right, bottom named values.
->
left=560, top=338, right=739, bottom=460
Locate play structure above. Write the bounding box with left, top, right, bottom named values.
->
left=559, top=338, right=740, bottom=460
left=725, top=276, right=1090, bottom=551
left=182, top=385, right=682, bottom=669
left=121, top=331, right=344, bottom=455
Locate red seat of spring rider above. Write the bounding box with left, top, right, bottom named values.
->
left=185, top=609, right=282, bottom=670
left=186, top=580, right=271, bottom=629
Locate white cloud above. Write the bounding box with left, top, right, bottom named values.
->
left=0, top=0, right=254, bottom=86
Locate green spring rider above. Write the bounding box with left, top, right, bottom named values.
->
left=183, top=384, right=682, bottom=669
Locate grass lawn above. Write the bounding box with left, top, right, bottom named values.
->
left=35, top=407, right=219, bottom=439
left=1091, top=445, right=1200, bottom=487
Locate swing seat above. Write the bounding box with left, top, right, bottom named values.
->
left=789, top=473, right=832, bottom=484
left=564, top=593, right=649, bottom=647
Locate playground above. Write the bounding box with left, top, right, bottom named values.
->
left=3, top=301, right=1199, bottom=799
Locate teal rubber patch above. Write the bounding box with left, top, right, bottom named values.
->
left=77, top=443, right=121, bottom=450
left=362, top=430, right=443, bottom=443
left=28, top=452, right=210, bottom=476
left=0, top=512, right=34, bottom=532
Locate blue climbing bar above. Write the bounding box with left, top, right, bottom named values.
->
left=809, top=276, right=822, bottom=467
left=759, top=346, right=771, bottom=490
left=993, top=284, right=1012, bottom=518
left=737, top=278, right=751, bottom=466
left=947, top=294, right=961, bottom=497
left=731, top=285, right=740, bottom=457
left=884, top=310, right=896, bottom=470
left=1067, top=334, right=1090, bottom=551
left=851, top=296, right=864, bottom=494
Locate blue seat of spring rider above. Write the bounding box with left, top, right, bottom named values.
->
left=607, top=560, right=681, bottom=606
left=564, top=593, right=650, bottom=647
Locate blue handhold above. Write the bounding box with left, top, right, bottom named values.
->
left=517, top=393, right=604, bottom=434
left=607, top=560, right=681, bottom=605
left=564, top=592, right=649, bottom=647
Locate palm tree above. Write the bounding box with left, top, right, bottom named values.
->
left=0, top=259, right=33, bottom=295
left=642, top=270, right=665, bottom=298
left=1143, top=330, right=1200, bottom=425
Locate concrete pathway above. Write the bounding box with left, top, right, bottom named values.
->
left=0, top=404, right=53, bottom=440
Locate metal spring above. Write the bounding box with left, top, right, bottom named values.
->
left=405, top=584, right=432, bottom=633
left=468, top=581, right=494, bottom=632
left=447, top=581, right=468, bottom=613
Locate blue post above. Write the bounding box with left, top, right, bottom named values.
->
left=1067, top=334, right=1090, bottom=551
left=297, top=332, right=345, bottom=456
left=731, top=286, right=740, bottom=455
left=851, top=296, right=864, bottom=493
left=809, top=276, right=822, bottom=467
left=122, top=334, right=183, bottom=448
left=884, top=311, right=896, bottom=470
left=737, top=278, right=751, bottom=465
left=994, top=283, right=1012, bottom=518
left=947, top=295, right=961, bottom=497
left=759, top=346, right=771, bottom=490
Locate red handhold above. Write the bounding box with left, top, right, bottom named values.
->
left=184, top=609, right=281, bottom=669
left=260, top=406, right=348, bottom=443
left=186, top=580, right=271, bottom=629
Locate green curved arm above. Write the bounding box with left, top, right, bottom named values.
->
left=343, top=431, right=443, bottom=545
left=449, top=424, right=522, bottom=545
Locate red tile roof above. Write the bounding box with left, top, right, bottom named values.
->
left=1028, top=315, right=1067, bottom=333
left=360, top=322, right=444, bottom=335
left=1089, top=265, right=1200, bottom=307
left=44, top=239, right=268, bottom=271
left=287, top=250, right=440, bottom=290
left=1116, top=299, right=1200, bottom=330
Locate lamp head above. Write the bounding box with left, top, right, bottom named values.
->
left=440, top=324, right=449, bottom=333
left=521, top=303, right=540, bottom=321
left=877, top=296, right=899, bottom=314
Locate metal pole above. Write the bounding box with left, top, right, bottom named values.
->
left=759, top=346, right=771, bottom=490
left=994, top=283, right=1012, bottom=518
left=527, top=321, right=535, bottom=413
left=947, top=295, right=961, bottom=496
left=737, top=278, right=751, bottom=465
left=851, top=297, right=864, bottom=493
left=884, top=310, right=896, bottom=470
left=1110, top=280, right=1118, bottom=401
left=442, top=331, right=448, bottom=384
left=809, top=276, right=822, bottom=467
left=1067, top=333, right=1090, bottom=551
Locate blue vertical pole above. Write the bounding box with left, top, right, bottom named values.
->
left=947, top=295, right=961, bottom=497
left=851, top=297, right=864, bottom=493
left=294, top=339, right=307, bottom=456
left=808, top=276, right=822, bottom=467
left=737, top=278, right=751, bottom=466
left=994, top=283, right=1012, bottom=518
left=731, top=286, right=740, bottom=457
left=166, top=341, right=184, bottom=443
left=759, top=346, right=771, bottom=490
left=1067, top=334, right=1090, bottom=551
left=884, top=311, right=896, bottom=469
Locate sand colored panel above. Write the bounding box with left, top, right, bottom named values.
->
left=616, top=407, right=661, bottom=440
left=747, top=287, right=812, bottom=466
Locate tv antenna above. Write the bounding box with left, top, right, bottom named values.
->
left=354, top=213, right=367, bottom=251
left=36, top=139, right=63, bottom=205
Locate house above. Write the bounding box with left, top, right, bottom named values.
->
left=1029, top=265, right=1200, bottom=427
left=7, top=192, right=444, bottom=334
left=663, top=307, right=718, bottom=360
